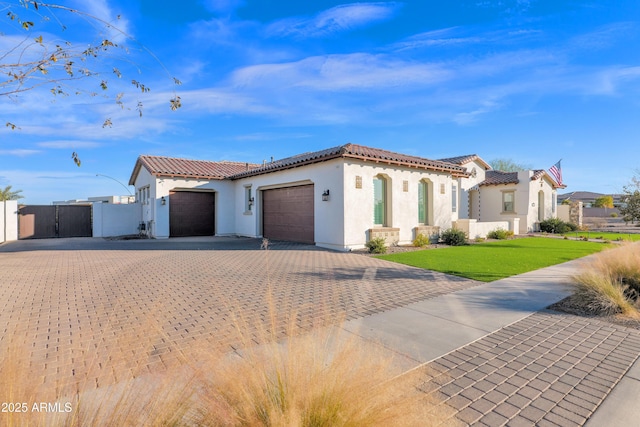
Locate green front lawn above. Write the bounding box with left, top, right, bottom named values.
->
left=561, top=231, right=640, bottom=242
left=377, top=237, right=609, bottom=282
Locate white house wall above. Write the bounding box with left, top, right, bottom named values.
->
left=458, top=159, right=488, bottom=220
left=477, top=184, right=528, bottom=233
left=343, top=160, right=454, bottom=249
left=527, top=176, right=558, bottom=231
left=155, top=177, right=236, bottom=238
left=133, top=167, right=236, bottom=238
left=234, top=159, right=346, bottom=251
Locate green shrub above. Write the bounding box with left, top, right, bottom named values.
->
left=366, top=237, right=387, bottom=254
left=413, top=233, right=430, bottom=247
left=486, top=228, right=514, bottom=240
left=611, top=212, right=619, bottom=218
left=539, top=217, right=578, bottom=234
left=440, top=228, right=467, bottom=246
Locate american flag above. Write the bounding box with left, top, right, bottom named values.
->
left=549, top=160, right=562, bottom=185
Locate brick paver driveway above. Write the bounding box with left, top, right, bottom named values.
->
left=0, top=237, right=478, bottom=392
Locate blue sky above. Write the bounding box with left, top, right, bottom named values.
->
left=1, top=0, right=639, bottom=204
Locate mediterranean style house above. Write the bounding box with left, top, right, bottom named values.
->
left=128, top=143, right=564, bottom=251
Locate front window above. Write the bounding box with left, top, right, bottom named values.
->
left=373, top=177, right=386, bottom=226
left=452, top=184, right=457, bottom=213
left=502, top=191, right=515, bottom=213
left=418, top=181, right=428, bottom=224
left=244, top=185, right=253, bottom=213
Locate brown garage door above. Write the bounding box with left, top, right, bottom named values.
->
left=169, top=191, right=215, bottom=237
left=262, top=185, right=314, bottom=244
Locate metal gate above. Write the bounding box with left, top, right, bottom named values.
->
left=18, top=205, right=92, bottom=239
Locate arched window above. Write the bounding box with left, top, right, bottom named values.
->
left=373, top=176, right=387, bottom=226
left=538, top=190, right=545, bottom=221
left=418, top=180, right=431, bottom=225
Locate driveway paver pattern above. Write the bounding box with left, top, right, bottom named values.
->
left=0, top=238, right=478, bottom=392
left=3, top=237, right=640, bottom=426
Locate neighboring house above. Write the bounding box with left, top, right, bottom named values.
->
left=128, top=144, right=564, bottom=250
left=53, top=195, right=134, bottom=205
left=442, top=155, right=565, bottom=235
left=558, top=191, right=625, bottom=208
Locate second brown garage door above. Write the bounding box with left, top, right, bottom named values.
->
left=262, top=185, right=314, bottom=244
left=169, top=191, right=215, bottom=237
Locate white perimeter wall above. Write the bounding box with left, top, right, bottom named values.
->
left=234, top=159, right=345, bottom=251
left=343, top=160, right=454, bottom=249
left=93, top=202, right=142, bottom=238
left=0, top=200, right=18, bottom=243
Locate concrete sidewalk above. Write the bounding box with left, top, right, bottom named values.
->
left=341, top=257, right=640, bottom=426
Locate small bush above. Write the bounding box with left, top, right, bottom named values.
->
left=440, top=228, right=467, bottom=246
left=539, top=217, right=578, bottom=234
left=413, top=233, right=430, bottom=247
left=366, top=237, right=388, bottom=254
left=474, top=237, right=486, bottom=243
left=487, top=228, right=514, bottom=240
left=611, top=212, right=619, bottom=218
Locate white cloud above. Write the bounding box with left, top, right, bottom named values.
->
left=593, top=66, right=640, bottom=95
left=0, top=149, right=41, bottom=156
left=37, top=140, right=102, bottom=149
left=203, top=0, right=245, bottom=14
left=70, top=0, right=132, bottom=42
left=230, top=53, right=449, bottom=91
left=568, top=22, right=636, bottom=51
left=267, top=2, right=402, bottom=38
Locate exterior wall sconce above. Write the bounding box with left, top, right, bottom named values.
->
left=322, top=189, right=330, bottom=201
left=161, top=196, right=166, bottom=205
left=249, top=196, right=255, bottom=206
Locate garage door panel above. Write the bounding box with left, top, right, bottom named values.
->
left=263, top=185, right=314, bottom=244
left=169, top=191, right=215, bottom=237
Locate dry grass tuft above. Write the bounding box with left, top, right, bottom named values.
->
left=572, top=243, right=640, bottom=317
left=194, top=324, right=442, bottom=427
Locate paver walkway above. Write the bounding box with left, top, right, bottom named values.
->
left=419, top=312, right=640, bottom=426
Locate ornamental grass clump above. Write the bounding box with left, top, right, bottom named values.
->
left=195, top=312, right=445, bottom=427
left=572, top=243, right=640, bottom=317
left=366, top=237, right=388, bottom=254
left=413, top=233, right=431, bottom=247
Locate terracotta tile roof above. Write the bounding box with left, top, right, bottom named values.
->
left=129, top=155, right=260, bottom=184
left=479, top=170, right=519, bottom=186
left=531, top=170, right=546, bottom=180
left=437, top=154, right=491, bottom=170
left=531, top=169, right=565, bottom=189
left=229, top=143, right=469, bottom=179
